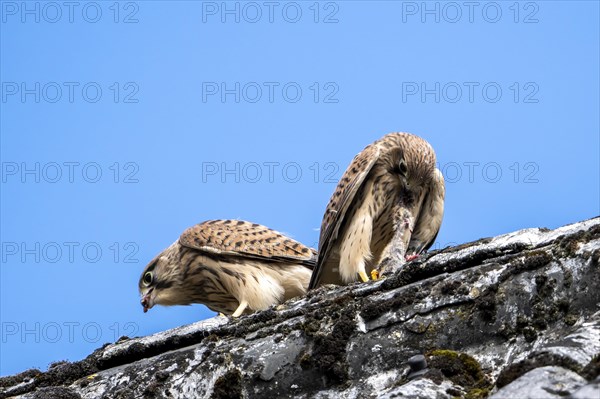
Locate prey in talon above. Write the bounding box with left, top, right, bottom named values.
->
left=139, top=220, right=316, bottom=318
left=309, top=132, right=445, bottom=289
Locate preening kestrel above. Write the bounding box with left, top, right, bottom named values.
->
left=309, top=133, right=445, bottom=288
left=139, top=220, right=316, bottom=317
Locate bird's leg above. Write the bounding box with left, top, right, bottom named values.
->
left=358, top=270, right=369, bottom=282
left=231, top=300, right=248, bottom=318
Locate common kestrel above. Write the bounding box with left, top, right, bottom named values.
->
left=140, top=220, right=316, bottom=317
left=309, top=133, right=445, bottom=288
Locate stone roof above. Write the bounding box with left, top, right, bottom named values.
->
left=1, top=217, right=599, bottom=399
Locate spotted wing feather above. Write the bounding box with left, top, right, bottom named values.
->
left=309, top=143, right=381, bottom=288
left=408, top=168, right=445, bottom=254
left=180, top=220, right=316, bottom=268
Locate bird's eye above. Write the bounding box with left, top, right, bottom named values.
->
left=399, top=160, right=408, bottom=177
left=143, top=271, right=153, bottom=286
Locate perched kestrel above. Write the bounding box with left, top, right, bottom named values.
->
left=309, top=133, right=445, bottom=288
left=139, top=220, right=316, bottom=317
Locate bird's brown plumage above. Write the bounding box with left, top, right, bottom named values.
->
left=180, top=219, right=316, bottom=263
left=139, top=220, right=316, bottom=317
left=309, top=132, right=445, bottom=288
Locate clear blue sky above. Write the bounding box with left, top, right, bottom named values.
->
left=1, top=1, right=598, bottom=377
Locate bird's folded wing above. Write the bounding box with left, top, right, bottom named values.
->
left=408, top=168, right=445, bottom=254
left=179, top=219, right=316, bottom=267
left=309, top=143, right=381, bottom=288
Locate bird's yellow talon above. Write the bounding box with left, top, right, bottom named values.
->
left=371, top=270, right=379, bottom=280
left=358, top=270, right=370, bottom=282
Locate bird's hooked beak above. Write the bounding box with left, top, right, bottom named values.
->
left=140, top=288, right=154, bottom=313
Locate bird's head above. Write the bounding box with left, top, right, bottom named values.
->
left=139, top=242, right=184, bottom=313
left=389, top=135, right=442, bottom=254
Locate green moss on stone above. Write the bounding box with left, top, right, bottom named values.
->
left=426, top=349, right=491, bottom=395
